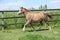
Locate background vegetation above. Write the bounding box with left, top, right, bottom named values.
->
left=0, top=9, right=60, bottom=40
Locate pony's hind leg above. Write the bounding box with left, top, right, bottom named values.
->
left=30, top=23, right=36, bottom=31
left=45, top=20, right=51, bottom=30
left=23, top=20, right=31, bottom=31
left=39, top=20, right=43, bottom=30
left=46, top=22, right=51, bottom=30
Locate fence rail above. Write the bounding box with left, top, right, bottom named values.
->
left=0, top=9, right=60, bottom=12
left=0, top=9, right=60, bottom=31
left=0, top=14, right=60, bottom=19
left=0, top=16, right=24, bottom=19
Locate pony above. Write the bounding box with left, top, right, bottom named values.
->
left=18, top=7, right=52, bottom=31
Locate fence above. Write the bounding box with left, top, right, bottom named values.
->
left=0, top=9, right=60, bottom=31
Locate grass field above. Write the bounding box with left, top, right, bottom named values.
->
left=0, top=26, right=60, bottom=40
left=0, top=10, right=60, bottom=40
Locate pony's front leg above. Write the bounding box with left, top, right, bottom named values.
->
left=23, top=25, right=25, bottom=32
left=23, top=20, right=31, bottom=31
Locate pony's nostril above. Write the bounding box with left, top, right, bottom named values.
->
left=18, top=12, right=20, bottom=15
left=18, top=13, right=20, bottom=15
left=18, top=13, right=21, bottom=15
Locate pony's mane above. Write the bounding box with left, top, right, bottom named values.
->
left=24, top=8, right=30, bottom=12
left=20, top=7, right=31, bottom=12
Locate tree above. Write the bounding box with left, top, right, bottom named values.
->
left=45, top=4, right=47, bottom=9
left=31, top=7, right=35, bottom=10
left=39, top=5, right=42, bottom=10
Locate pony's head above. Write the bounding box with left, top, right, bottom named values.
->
left=18, top=7, right=23, bottom=15
left=18, top=7, right=30, bottom=15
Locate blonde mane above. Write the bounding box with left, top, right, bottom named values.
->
left=20, top=7, right=30, bottom=12
left=24, top=8, right=30, bottom=12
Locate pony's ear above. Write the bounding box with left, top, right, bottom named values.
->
left=20, top=7, right=23, bottom=9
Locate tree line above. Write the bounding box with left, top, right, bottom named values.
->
left=31, top=4, right=47, bottom=10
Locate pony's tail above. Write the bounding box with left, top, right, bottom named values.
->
left=47, top=14, right=52, bottom=19
left=44, top=11, right=52, bottom=19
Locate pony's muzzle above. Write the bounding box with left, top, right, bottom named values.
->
left=18, top=12, right=21, bottom=15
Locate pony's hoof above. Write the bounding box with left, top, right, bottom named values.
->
left=38, top=28, right=41, bottom=31
left=38, top=28, right=41, bottom=30
left=48, top=26, right=51, bottom=30
left=33, top=30, right=36, bottom=32
left=22, top=29, right=25, bottom=32
left=49, top=29, right=51, bottom=30
left=22, top=30, right=25, bottom=32
left=48, top=28, right=51, bottom=30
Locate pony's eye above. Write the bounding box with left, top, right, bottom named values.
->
left=21, top=10, right=22, bottom=11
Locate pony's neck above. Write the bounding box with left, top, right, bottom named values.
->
left=23, top=11, right=30, bottom=16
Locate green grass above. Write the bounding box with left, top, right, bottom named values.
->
left=0, top=26, right=60, bottom=40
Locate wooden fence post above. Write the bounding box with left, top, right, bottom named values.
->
left=2, top=11, right=4, bottom=31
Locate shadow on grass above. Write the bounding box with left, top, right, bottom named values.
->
left=26, top=29, right=49, bottom=32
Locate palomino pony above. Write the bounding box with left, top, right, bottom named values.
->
left=18, top=7, right=52, bottom=31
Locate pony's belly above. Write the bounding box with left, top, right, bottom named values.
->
left=32, top=14, right=43, bottom=21
left=32, top=18, right=41, bottom=21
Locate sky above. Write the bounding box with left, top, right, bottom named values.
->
left=0, top=0, right=60, bottom=10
